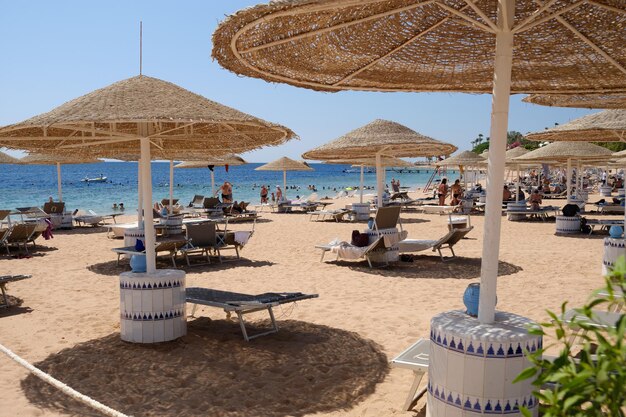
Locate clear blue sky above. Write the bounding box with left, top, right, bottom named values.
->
left=0, top=1, right=594, bottom=162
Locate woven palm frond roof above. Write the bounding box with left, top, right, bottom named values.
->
left=436, top=150, right=484, bottom=167
left=0, top=151, right=19, bottom=164
left=19, top=153, right=101, bottom=165
left=526, top=110, right=626, bottom=142
left=255, top=156, right=313, bottom=171
left=514, top=141, right=613, bottom=162
left=325, top=156, right=412, bottom=167
left=175, top=155, right=248, bottom=168
left=523, top=93, right=626, bottom=109
left=212, top=0, right=626, bottom=94
left=302, top=119, right=456, bottom=160
left=0, top=75, right=297, bottom=158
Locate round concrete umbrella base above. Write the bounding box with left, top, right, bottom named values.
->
left=427, top=310, right=541, bottom=417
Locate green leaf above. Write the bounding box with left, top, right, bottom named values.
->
left=514, top=367, right=537, bottom=383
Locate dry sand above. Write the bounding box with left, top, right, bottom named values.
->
left=0, top=193, right=610, bottom=417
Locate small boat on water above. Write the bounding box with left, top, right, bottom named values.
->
left=81, top=175, right=107, bottom=183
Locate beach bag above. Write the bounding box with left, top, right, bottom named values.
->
left=562, top=204, right=580, bottom=217
left=351, top=230, right=369, bottom=247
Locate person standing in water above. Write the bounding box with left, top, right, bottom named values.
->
left=217, top=181, right=233, bottom=203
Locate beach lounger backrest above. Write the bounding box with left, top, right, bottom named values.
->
left=43, top=202, right=65, bottom=214
left=0, top=210, right=10, bottom=221
left=433, top=227, right=473, bottom=250
left=203, top=197, right=220, bottom=209
left=191, top=195, right=204, bottom=206
left=161, top=198, right=179, bottom=206
left=7, top=223, right=36, bottom=243
left=186, top=222, right=217, bottom=248
left=374, top=206, right=401, bottom=230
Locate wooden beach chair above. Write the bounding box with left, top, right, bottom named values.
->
left=186, top=287, right=318, bottom=341
left=5, top=223, right=37, bottom=255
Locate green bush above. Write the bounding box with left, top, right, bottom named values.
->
left=515, top=257, right=626, bottom=416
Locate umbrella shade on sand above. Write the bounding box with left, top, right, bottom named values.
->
left=302, top=119, right=456, bottom=207
left=326, top=156, right=412, bottom=203
left=0, top=151, right=19, bottom=164
left=213, top=0, right=626, bottom=325
left=0, top=75, right=297, bottom=274
left=175, top=154, right=247, bottom=195
left=255, top=157, right=313, bottom=199
left=19, top=153, right=101, bottom=202
left=523, top=93, right=626, bottom=109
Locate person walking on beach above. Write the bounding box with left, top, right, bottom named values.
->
left=217, top=181, right=233, bottom=203
left=275, top=185, right=283, bottom=202
left=438, top=178, right=448, bottom=206
left=260, top=185, right=268, bottom=203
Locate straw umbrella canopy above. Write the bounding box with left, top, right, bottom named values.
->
left=0, top=75, right=297, bottom=274
left=255, top=157, right=313, bottom=199
left=302, top=119, right=456, bottom=206
left=175, top=154, right=248, bottom=195
left=19, top=153, right=102, bottom=202
left=526, top=110, right=626, bottom=143
left=0, top=151, right=19, bottom=164
left=325, top=156, right=412, bottom=203
left=523, top=94, right=626, bottom=109
left=437, top=150, right=486, bottom=193
left=212, top=0, right=626, bottom=325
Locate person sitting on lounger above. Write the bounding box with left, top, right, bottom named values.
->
left=502, top=185, right=512, bottom=202
left=529, top=189, right=542, bottom=211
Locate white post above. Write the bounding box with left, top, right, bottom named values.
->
left=477, top=0, right=514, bottom=325
left=516, top=165, right=520, bottom=202
left=210, top=170, right=215, bottom=196
left=376, top=152, right=383, bottom=207
left=137, top=159, right=143, bottom=227
left=56, top=162, right=63, bottom=202
left=360, top=164, right=364, bottom=204
left=140, top=137, right=156, bottom=273
left=283, top=169, right=287, bottom=199
left=566, top=158, right=572, bottom=201
left=169, top=159, right=174, bottom=213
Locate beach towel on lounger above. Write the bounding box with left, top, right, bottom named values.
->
left=327, top=239, right=370, bottom=260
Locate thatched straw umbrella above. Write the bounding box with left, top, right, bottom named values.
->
left=213, top=0, right=625, bottom=329
left=515, top=142, right=613, bottom=202
left=255, top=157, right=313, bottom=200
left=19, top=153, right=101, bottom=202
left=0, top=151, right=19, bottom=164
left=175, top=155, right=247, bottom=195
left=523, top=94, right=626, bottom=109
left=325, top=156, right=411, bottom=203
left=0, top=75, right=297, bottom=275
left=302, top=119, right=456, bottom=207
left=526, top=110, right=626, bottom=143
left=436, top=151, right=485, bottom=191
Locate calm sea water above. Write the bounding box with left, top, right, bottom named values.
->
left=0, top=162, right=457, bottom=213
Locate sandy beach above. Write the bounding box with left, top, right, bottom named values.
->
left=0, top=193, right=607, bottom=417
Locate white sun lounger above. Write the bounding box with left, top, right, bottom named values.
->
left=391, top=338, right=430, bottom=411
left=398, top=227, right=473, bottom=261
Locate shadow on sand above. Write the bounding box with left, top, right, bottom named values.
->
left=333, top=256, right=522, bottom=279
left=0, top=295, right=33, bottom=317
left=22, top=319, right=388, bottom=417
left=88, top=258, right=275, bottom=277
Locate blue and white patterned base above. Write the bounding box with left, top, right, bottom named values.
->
left=603, top=237, right=626, bottom=276
left=427, top=310, right=541, bottom=417
left=119, top=269, right=186, bottom=343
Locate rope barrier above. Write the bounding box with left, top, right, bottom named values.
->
left=0, top=342, right=131, bottom=417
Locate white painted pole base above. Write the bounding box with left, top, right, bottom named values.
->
left=56, top=162, right=63, bottom=202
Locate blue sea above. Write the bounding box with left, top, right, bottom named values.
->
left=0, top=162, right=456, bottom=213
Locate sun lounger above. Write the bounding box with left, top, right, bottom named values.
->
left=4, top=223, right=38, bottom=255
left=190, top=194, right=204, bottom=208
left=316, top=236, right=389, bottom=268
left=0, top=274, right=31, bottom=308
left=186, top=287, right=318, bottom=341
left=595, top=204, right=625, bottom=214
left=308, top=208, right=354, bottom=222
left=560, top=309, right=624, bottom=344
left=541, top=190, right=567, bottom=199
left=181, top=221, right=239, bottom=264
left=419, top=205, right=457, bottom=215
left=585, top=219, right=625, bottom=234
left=73, top=209, right=104, bottom=226
left=506, top=205, right=560, bottom=221
left=398, top=227, right=473, bottom=261
left=391, top=338, right=430, bottom=411
left=112, top=238, right=187, bottom=267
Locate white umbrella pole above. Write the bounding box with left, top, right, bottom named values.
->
left=566, top=158, right=572, bottom=201
left=169, top=160, right=174, bottom=213
left=210, top=170, right=215, bottom=196
left=56, top=162, right=63, bottom=202
left=376, top=153, right=383, bottom=207
left=137, top=159, right=143, bottom=227
left=283, top=169, right=287, bottom=199
left=516, top=165, right=520, bottom=202
left=360, top=165, right=364, bottom=204
left=140, top=137, right=156, bottom=274
left=477, top=8, right=514, bottom=325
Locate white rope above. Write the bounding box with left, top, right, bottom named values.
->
left=0, top=342, right=131, bottom=417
